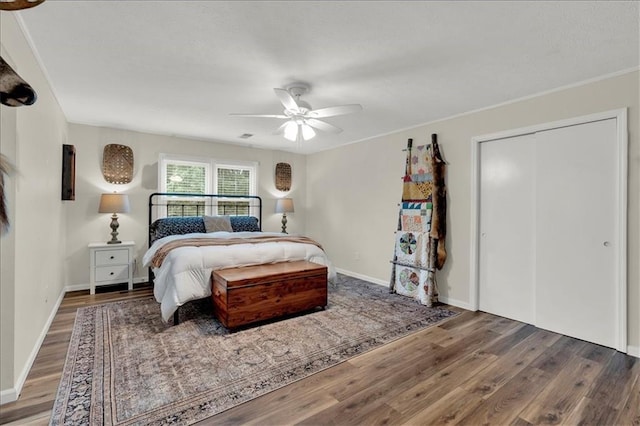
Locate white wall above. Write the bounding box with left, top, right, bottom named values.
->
left=0, top=13, right=69, bottom=399
left=307, top=70, right=640, bottom=352
left=64, top=124, right=307, bottom=287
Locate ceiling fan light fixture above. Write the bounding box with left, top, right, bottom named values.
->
left=301, top=123, right=316, bottom=140
left=231, top=83, right=361, bottom=143
left=283, top=120, right=298, bottom=141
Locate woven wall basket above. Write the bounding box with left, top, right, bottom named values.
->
left=275, top=162, right=292, bottom=191
left=102, top=144, right=133, bottom=184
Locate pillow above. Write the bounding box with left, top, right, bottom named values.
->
left=150, top=216, right=206, bottom=243
left=203, top=215, right=233, bottom=233
left=229, top=216, right=260, bottom=232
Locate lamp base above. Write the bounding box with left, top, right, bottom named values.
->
left=107, top=213, right=122, bottom=244
left=281, top=213, right=288, bottom=234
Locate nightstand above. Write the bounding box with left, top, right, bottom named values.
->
left=88, top=241, right=134, bottom=295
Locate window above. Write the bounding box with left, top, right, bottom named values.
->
left=215, top=163, right=255, bottom=215
left=158, top=154, right=258, bottom=218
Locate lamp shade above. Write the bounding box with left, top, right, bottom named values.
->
left=98, top=193, right=130, bottom=214
left=283, top=121, right=298, bottom=142
left=282, top=121, right=316, bottom=142
left=301, top=123, right=316, bottom=140
left=275, top=198, right=294, bottom=213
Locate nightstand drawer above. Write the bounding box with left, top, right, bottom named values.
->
left=95, top=264, right=129, bottom=282
left=95, top=249, right=130, bottom=266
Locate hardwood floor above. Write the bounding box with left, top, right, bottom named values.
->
left=0, top=285, right=638, bottom=425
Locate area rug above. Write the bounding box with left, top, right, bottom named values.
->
left=50, top=274, right=457, bottom=425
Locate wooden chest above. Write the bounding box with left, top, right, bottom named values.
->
left=212, top=260, right=328, bottom=329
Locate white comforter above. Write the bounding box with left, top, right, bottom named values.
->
left=142, top=231, right=337, bottom=322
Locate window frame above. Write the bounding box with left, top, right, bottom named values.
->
left=158, top=154, right=259, bottom=218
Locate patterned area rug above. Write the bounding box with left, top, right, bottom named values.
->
left=50, top=274, right=457, bottom=425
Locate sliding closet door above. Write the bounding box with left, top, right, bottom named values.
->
left=477, top=116, right=623, bottom=350
left=478, top=134, right=536, bottom=324
left=534, top=119, right=619, bottom=348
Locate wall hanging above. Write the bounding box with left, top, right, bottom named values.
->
left=102, top=143, right=133, bottom=184
left=390, top=134, right=447, bottom=307
left=275, top=162, right=292, bottom=191
left=61, top=144, right=76, bottom=200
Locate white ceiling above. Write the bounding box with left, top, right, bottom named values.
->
left=15, top=1, right=640, bottom=154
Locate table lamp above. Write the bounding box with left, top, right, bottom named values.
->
left=98, top=193, right=130, bottom=244
left=275, top=198, right=294, bottom=234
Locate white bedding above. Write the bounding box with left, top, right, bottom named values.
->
left=142, top=231, right=337, bottom=322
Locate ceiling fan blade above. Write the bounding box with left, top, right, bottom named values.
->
left=306, top=118, right=343, bottom=134
left=307, top=104, right=362, bottom=118
left=229, top=113, right=288, bottom=118
left=274, top=88, right=300, bottom=113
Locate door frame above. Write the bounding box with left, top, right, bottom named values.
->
left=469, top=108, right=628, bottom=352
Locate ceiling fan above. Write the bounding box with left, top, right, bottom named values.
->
left=230, top=83, right=362, bottom=142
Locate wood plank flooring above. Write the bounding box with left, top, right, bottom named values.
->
left=0, top=285, right=638, bottom=425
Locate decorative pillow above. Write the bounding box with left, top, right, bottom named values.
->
left=203, top=215, right=233, bottom=233
left=150, top=215, right=261, bottom=244
left=150, top=216, right=206, bottom=243
left=229, top=216, right=261, bottom=232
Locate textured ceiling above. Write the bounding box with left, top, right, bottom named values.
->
left=15, top=1, right=640, bottom=154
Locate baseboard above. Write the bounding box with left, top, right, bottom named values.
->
left=0, top=387, right=17, bottom=405
left=335, top=269, right=475, bottom=312
left=437, top=296, right=473, bottom=311
left=628, top=345, right=640, bottom=358
left=335, top=268, right=388, bottom=287
left=0, top=287, right=66, bottom=405
left=65, top=283, right=89, bottom=292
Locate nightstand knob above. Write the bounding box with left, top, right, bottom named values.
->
left=110, top=256, right=115, bottom=259
left=110, top=272, right=114, bottom=275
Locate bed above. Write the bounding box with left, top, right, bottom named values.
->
left=143, top=193, right=336, bottom=323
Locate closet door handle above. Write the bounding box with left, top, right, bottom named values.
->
left=603, top=241, right=610, bottom=247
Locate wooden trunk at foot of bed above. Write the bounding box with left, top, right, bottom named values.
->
left=212, top=261, right=328, bottom=329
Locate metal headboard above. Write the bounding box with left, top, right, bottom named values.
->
left=148, top=192, right=263, bottom=247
